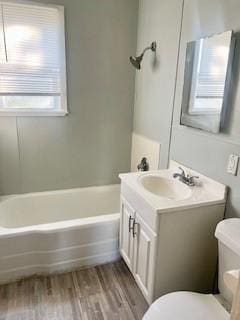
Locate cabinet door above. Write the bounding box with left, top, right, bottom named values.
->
left=133, top=212, right=157, bottom=303
left=119, top=198, right=135, bottom=270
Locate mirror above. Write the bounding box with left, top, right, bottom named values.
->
left=180, top=30, right=235, bottom=133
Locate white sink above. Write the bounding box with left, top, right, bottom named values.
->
left=139, top=175, right=192, bottom=201
left=119, top=161, right=227, bottom=213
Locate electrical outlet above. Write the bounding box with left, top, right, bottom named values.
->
left=227, top=154, right=239, bottom=176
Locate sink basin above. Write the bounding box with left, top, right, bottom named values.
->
left=139, top=175, right=192, bottom=201
left=119, top=161, right=226, bottom=212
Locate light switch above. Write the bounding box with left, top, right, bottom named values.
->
left=227, top=154, right=239, bottom=176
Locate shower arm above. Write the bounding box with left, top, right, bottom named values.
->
left=130, top=41, right=157, bottom=70
left=138, top=41, right=157, bottom=59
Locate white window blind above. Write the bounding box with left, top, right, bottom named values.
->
left=0, top=1, right=67, bottom=116
left=195, top=39, right=229, bottom=99
left=189, top=31, right=231, bottom=114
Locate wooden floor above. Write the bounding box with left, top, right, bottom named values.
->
left=0, top=260, right=148, bottom=320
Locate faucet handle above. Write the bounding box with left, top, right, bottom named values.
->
left=192, top=175, right=199, bottom=179
left=188, top=175, right=199, bottom=186
left=178, top=167, right=186, bottom=177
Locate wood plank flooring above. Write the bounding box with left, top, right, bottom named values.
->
left=0, top=259, right=148, bottom=320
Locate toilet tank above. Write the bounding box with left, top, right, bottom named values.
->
left=215, top=218, right=240, bottom=304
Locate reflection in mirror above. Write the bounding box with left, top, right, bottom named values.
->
left=181, top=30, right=235, bottom=133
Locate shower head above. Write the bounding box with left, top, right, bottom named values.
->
left=130, top=55, right=143, bottom=70
left=130, top=41, right=156, bottom=70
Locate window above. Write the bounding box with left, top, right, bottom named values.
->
left=0, top=1, right=67, bottom=116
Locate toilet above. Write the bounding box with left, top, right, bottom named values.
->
left=143, top=218, right=240, bottom=320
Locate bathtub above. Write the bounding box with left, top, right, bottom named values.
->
left=0, top=184, right=120, bottom=284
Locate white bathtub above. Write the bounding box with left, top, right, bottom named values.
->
left=0, top=184, right=120, bottom=284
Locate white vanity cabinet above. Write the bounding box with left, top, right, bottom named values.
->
left=120, top=197, right=157, bottom=302
left=119, top=162, right=227, bottom=304
left=120, top=199, right=135, bottom=269
left=132, top=212, right=157, bottom=300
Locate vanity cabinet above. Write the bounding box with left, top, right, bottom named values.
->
left=120, top=197, right=157, bottom=303
left=119, top=164, right=226, bottom=305
left=133, top=212, right=157, bottom=299
left=120, top=199, right=135, bottom=269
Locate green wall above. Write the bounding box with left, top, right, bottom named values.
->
left=133, top=0, right=183, bottom=168
left=0, top=0, right=139, bottom=195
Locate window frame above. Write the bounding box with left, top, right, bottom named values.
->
left=0, top=0, right=68, bottom=117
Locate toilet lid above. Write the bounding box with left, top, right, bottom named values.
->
left=215, top=218, right=240, bottom=256
left=143, top=292, right=230, bottom=320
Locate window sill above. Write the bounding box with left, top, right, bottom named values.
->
left=0, top=110, right=68, bottom=117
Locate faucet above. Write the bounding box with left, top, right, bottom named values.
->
left=137, top=157, right=149, bottom=172
left=173, top=167, right=199, bottom=186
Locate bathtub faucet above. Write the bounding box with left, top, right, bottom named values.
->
left=137, top=157, right=149, bottom=172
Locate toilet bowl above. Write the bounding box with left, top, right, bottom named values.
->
left=143, top=292, right=229, bottom=320
left=143, top=219, right=240, bottom=320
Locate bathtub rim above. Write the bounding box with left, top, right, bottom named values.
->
left=0, top=213, right=120, bottom=239
left=0, top=183, right=120, bottom=202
